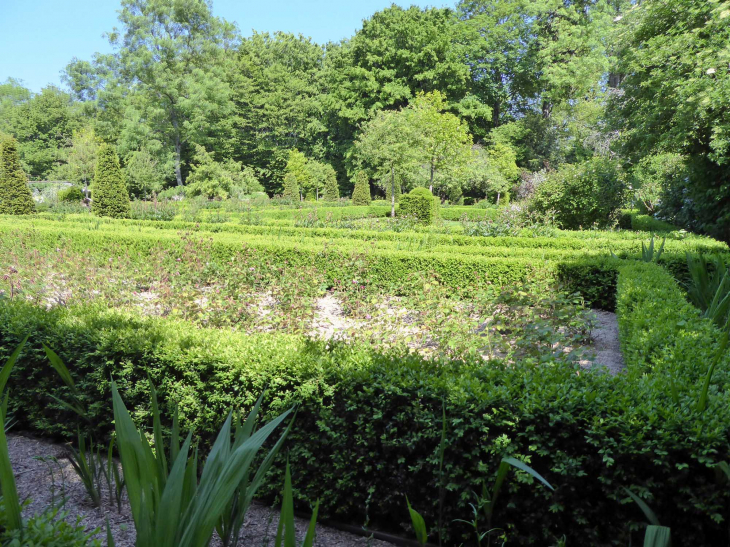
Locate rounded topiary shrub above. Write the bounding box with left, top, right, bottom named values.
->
left=92, top=145, right=130, bottom=218
left=530, top=158, right=627, bottom=229
left=0, top=136, right=36, bottom=215
left=57, top=185, right=85, bottom=202
left=398, top=187, right=440, bottom=224
left=351, top=171, right=371, bottom=206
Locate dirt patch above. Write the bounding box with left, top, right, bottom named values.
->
left=7, top=433, right=392, bottom=547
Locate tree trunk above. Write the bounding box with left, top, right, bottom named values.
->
left=542, top=100, right=552, bottom=119
left=429, top=163, right=434, bottom=193
left=391, top=166, right=396, bottom=218
left=174, top=138, right=183, bottom=187
left=492, top=100, right=500, bottom=127
left=496, top=192, right=501, bottom=206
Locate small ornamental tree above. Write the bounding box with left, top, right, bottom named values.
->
left=398, top=187, right=439, bottom=224
left=322, top=164, right=339, bottom=201
left=92, top=144, right=130, bottom=218
left=282, top=172, right=300, bottom=201
left=351, top=171, right=371, bottom=205
left=0, top=136, right=36, bottom=215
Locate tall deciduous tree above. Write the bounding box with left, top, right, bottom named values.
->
left=610, top=0, right=730, bottom=241
left=65, top=126, right=99, bottom=197
left=230, top=32, right=327, bottom=193
left=107, top=0, right=239, bottom=186
left=355, top=109, right=421, bottom=217
left=409, top=91, right=473, bottom=194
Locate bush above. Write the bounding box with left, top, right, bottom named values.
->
left=57, top=185, right=85, bottom=202
left=3, top=262, right=730, bottom=545
left=92, top=145, right=130, bottom=218
left=398, top=187, right=439, bottom=224
left=530, top=158, right=628, bottom=229
left=631, top=153, right=686, bottom=214
left=282, top=172, right=300, bottom=201
left=0, top=502, right=99, bottom=546
left=351, top=171, right=371, bottom=206
left=0, top=136, right=35, bottom=215
left=322, top=164, right=340, bottom=201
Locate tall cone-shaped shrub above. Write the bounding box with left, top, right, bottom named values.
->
left=351, top=171, right=371, bottom=205
left=282, top=172, right=300, bottom=201
left=0, top=136, right=35, bottom=215
left=92, top=144, right=130, bottom=218
left=322, top=164, right=339, bottom=201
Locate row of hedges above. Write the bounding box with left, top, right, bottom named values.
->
left=0, top=219, right=622, bottom=308
left=9, top=215, right=728, bottom=256
left=1, top=260, right=729, bottom=544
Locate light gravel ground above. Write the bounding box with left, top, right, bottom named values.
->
left=7, top=433, right=392, bottom=547
left=585, top=310, right=624, bottom=374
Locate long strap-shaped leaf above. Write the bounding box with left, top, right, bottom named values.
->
left=0, top=394, right=22, bottom=530
left=0, top=335, right=27, bottom=397
left=179, top=407, right=293, bottom=547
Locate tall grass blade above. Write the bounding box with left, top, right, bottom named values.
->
left=0, top=394, right=22, bottom=530
left=0, top=335, right=27, bottom=396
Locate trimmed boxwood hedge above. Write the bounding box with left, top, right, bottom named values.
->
left=1, top=258, right=730, bottom=544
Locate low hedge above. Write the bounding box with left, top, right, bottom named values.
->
left=2, top=259, right=730, bottom=544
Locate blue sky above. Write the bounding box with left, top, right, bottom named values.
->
left=0, top=0, right=446, bottom=93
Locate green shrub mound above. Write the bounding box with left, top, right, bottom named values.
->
left=57, top=185, right=85, bottom=202
left=2, top=259, right=730, bottom=545
left=0, top=137, right=35, bottom=215
left=398, top=187, right=440, bottom=224
left=91, top=145, right=130, bottom=218
left=530, top=158, right=628, bottom=229
left=351, top=171, right=372, bottom=206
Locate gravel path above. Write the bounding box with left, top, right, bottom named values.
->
left=7, top=433, right=393, bottom=547
left=586, top=310, right=624, bottom=374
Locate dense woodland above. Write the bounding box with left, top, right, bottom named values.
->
left=1, top=0, right=729, bottom=241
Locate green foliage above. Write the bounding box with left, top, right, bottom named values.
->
left=110, top=380, right=293, bottom=547
left=530, top=158, right=628, bottom=229
left=92, top=145, right=130, bottom=218
left=321, top=163, right=339, bottom=201
left=53, top=126, right=99, bottom=194
left=274, top=462, right=319, bottom=547
left=185, top=145, right=263, bottom=200
left=57, top=185, right=85, bottom=202
left=398, top=187, right=440, bottom=224
left=282, top=173, right=300, bottom=201
left=631, top=154, right=686, bottom=214
left=0, top=136, right=35, bottom=215
left=285, top=149, right=308, bottom=196
left=612, top=0, right=730, bottom=241
left=124, top=146, right=168, bottom=199
left=0, top=503, right=101, bottom=547
left=350, top=171, right=371, bottom=205
left=686, top=254, right=730, bottom=331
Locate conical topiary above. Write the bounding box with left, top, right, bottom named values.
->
left=351, top=171, right=371, bottom=205
left=282, top=172, right=300, bottom=201
left=92, top=144, right=130, bottom=218
left=0, top=136, right=35, bottom=215
left=322, top=165, right=339, bottom=201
